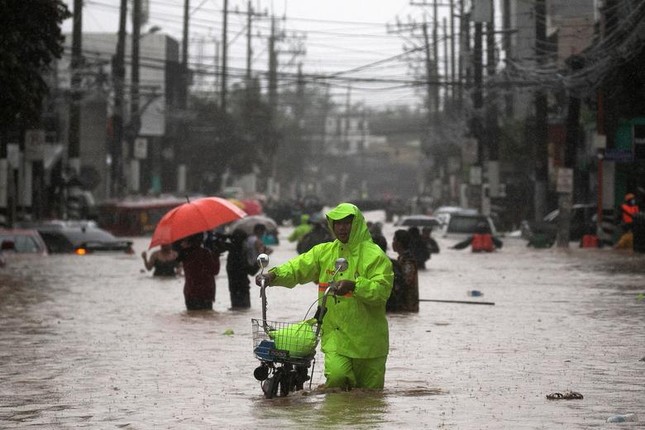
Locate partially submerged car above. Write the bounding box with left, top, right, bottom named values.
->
left=432, top=206, right=478, bottom=227
left=394, top=215, right=441, bottom=229
left=0, top=228, right=49, bottom=256
left=520, top=204, right=615, bottom=246
left=439, top=212, right=499, bottom=243
left=16, top=220, right=134, bottom=255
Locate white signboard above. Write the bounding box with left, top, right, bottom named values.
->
left=469, top=165, right=482, bottom=186
left=134, top=137, right=148, bottom=159
left=139, top=96, right=165, bottom=136
left=25, top=129, right=45, bottom=161
left=556, top=167, right=574, bottom=193
left=7, top=144, right=20, bottom=169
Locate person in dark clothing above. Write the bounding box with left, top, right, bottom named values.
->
left=372, top=235, right=403, bottom=312
left=408, top=226, right=430, bottom=269
left=390, top=229, right=419, bottom=312
left=222, top=229, right=257, bottom=309
left=296, top=220, right=333, bottom=254
left=369, top=221, right=387, bottom=251
left=177, top=233, right=220, bottom=310
left=421, top=226, right=440, bottom=255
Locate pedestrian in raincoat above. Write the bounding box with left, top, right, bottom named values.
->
left=288, top=214, right=313, bottom=243
left=256, top=203, right=394, bottom=390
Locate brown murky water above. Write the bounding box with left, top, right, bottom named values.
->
left=1, top=216, right=644, bottom=429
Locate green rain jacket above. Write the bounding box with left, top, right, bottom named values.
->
left=270, top=203, right=393, bottom=358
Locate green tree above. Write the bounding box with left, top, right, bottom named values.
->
left=0, top=0, right=71, bottom=136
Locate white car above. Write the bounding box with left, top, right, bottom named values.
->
left=432, top=206, right=478, bottom=227
left=394, top=215, right=441, bottom=229
left=439, top=212, right=498, bottom=243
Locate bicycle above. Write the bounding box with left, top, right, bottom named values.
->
left=251, top=253, right=348, bottom=399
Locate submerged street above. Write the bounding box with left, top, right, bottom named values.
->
left=1, top=218, right=644, bottom=429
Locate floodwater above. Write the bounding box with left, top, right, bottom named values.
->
left=1, top=215, right=644, bottom=429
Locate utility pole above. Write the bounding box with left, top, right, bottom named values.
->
left=174, top=0, right=189, bottom=195
left=129, top=0, right=142, bottom=193
left=412, top=1, right=447, bottom=110
left=214, top=39, right=220, bottom=104
left=266, top=15, right=279, bottom=187
left=68, top=0, right=83, bottom=175
left=111, top=0, right=128, bottom=197
left=422, top=22, right=434, bottom=122
left=460, top=1, right=470, bottom=103
left=443, top=17, right=449, bottom=103
left=556, top=55, right=584, bottom=248
left=502, top=0, right=513, bottom=117
left=232, top=2, right=268, bottom=101
left=473, top=22, right=483, bottom=159
left=432, top=2, right=440, bottom=112
left=485, top=0, right=499, bottom=212
left=268, top=16, right=277, bottom=118
left=450, top=2, right=456, bottom=103
left=220, top=0, right=228, bottom=112
left=472, top=2, right=484, bottom=213
left=246, top=0, right=252, bottom=83
left=534, top=0, right=549, bottom=222
left=181, top=0, right=190, bottom=110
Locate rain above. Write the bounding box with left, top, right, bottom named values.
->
left=2, top=0, right=645, bottom=428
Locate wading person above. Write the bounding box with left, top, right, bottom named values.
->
left=223, top=229, right=256, bottom=309
left=256, top=203, right=393, bottom=390
left=177, top=233, right=219, bottom=310
left=141, top=243, right=180, bottom=277
left=389, top=229, right=419, bottom=312
left=452, top=221, right=503, bottom=252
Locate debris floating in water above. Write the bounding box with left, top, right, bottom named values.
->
left=546, top=391, right=584, bottom=400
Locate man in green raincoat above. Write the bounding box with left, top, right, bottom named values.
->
left=256, top=203, right=393, bottom=389
left=287, top=214, right=313, bottom=243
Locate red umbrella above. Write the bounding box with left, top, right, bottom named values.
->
left=240, top=199, right=263, bottom=216
left=149, top=197, right=247, bottom=249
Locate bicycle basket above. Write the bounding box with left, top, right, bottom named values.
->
left=252, top=318, right=318, bottom=362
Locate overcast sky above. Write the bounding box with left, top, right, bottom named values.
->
left=62, top=0, right=451, bottom=109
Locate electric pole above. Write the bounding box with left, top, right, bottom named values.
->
left=68, top=0, right=83, bottom=175
left=220, top=0, right=228, bottom=112
left=422, top=22, right=434, bottom=122
left=111, top=0, right=128, bottom=197
left=485, top=0, right=499, bottom=213
left=268, top=16, right=277, bottom=117
left=129, top=0, right=142, bottom=193
left=432, top=2, right=439, bottom=112
left=246, top=0, right=252, bottom=83
left=179, top=0, right=189, bottom=110
left=534, top=0, right=548, bottom=222
left=266, top=15, right=278, bottom=184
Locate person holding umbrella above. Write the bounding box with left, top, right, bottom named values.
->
left=177, top=233, right=220, bottom=311
left=148, top=197, right=247, bottom=310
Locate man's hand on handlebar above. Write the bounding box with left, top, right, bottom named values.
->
left=255, top=272, right=275, bottom=287
left=333, top=280, right=355, bottom=296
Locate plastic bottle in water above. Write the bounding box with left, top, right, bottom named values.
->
left=607, top=413, right=638, bottom=423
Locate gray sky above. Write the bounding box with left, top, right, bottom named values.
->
left=62, top=0, right=447, bottom=109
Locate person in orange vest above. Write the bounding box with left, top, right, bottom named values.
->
left=452, top=221, right=503, bottom=252
left=614, top=193, right=639, bottom=251
left=620, top=193, right=639, bottom=231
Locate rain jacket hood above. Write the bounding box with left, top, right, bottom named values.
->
left=270, top=202, right=393, bottom=359
left=326, top=203, right=372, bottom=247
